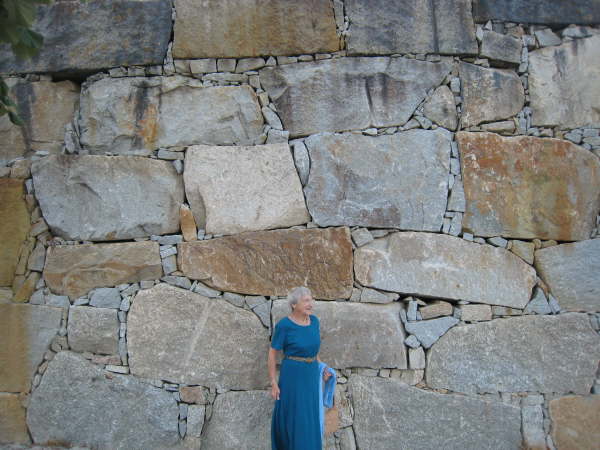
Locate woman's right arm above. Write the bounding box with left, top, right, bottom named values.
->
left=268, top=347, right=280, bottom=400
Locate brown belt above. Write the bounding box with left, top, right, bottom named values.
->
left=284, top=355, right=317, bottom=363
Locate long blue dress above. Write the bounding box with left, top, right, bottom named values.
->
left=271, top=315, right=321, bottom=450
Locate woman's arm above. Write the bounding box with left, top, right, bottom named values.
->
left=268, top=347, right=281, bottom=400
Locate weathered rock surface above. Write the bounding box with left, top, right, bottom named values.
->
left=173, top=0, right=339, bottom=58
left=79, top=77, right=264, bottom=155
left=427, top=314, right=600, bottom=394
left=550, top=395, right=600, bottom=450
left=201, top=390, right=273, bottom=450
left=67, top=307, right=119, bottom=355
left=260, top=57, right=451, bottom=137
left=529, top=35, right=600, bottom=128
left=26, top=351, right=179, bottom=449
left=480, top=30, right=522, bottom=65
left=422, top=86, right=457, bottom=131
left=184, top=144, right=309, bottom=235
left=303, top=130, right=450, bottom=230
left=345, top=0, right=477, bottom=56
left=0, top=84, right=26, bottom=165
left=0, top=304, right=62, bottom=392
left=457, top=132, right=600, bottom=241
left=405, top=317, right=459, bottom=349
left=43, top=242, right=162, bottom=299
left=355, top=232, right=536, bottom=308
left=272, top=301, right=407, bottom=369
left=535, top=239, right=600, bottom=311
left=0, top=0, right=171, bottom=74
left=128, top=284, right=270, bottom=390
left=349, top=376, right=521, bottom=450
left=0, top=393, right=30, bottom=444
left=460, top=62, right=525, bottom=128
left=0, top=179, right=30, bottom=287
left=473, top=0, right=600, bottom=25
left=178, top=228, right=353, bottom=300
left=32, top=155, right=184, bottom=241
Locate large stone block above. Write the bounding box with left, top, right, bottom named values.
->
left=26, top=351, right=179, bottom=449
left=184, top=144, right=309, bottom=235
left=427, top=314, right=600, bottom=394
left=272, top=301, right=407, bottom=369
left=128, top=284, right=270, bottom=390
left=79, top=77, right=264, bottom=155
left=0, top=393, right=30, bottom=444
left=173, top=0, right=339, bottom=58
left=550, top=395, right=600, bottom=450
left=473, top=0, right=600, bottom=25
left=67, top=306, right=119, bottom=355
left=0, top=0, right=171, bottom=74
left=303, top=130, right=450, bottom=230
left=349, top=376, right=521, bottom=450
left=201, top=390, right=273, bottom=450
left=178, top=228, right=353, bottom=300
left=529, top=35, right=600, bottom=128
left=354, top=232, right=536, bottom=308
left=259, top=57, right=451, bottom=137
left=0, top=304, right=62, bottom=392
left=535, top=240, right=600, bottom=311
left=0, top=179, right=30, bottom=287
left=457, top=132, right=600, bottom=241
left=460, top=62, right=525, bottom=128
left=32, top=155, right=184, bottom=241
left=43, top=242, right=162, bottom=299
left=345, top=0, right=477, bottom=56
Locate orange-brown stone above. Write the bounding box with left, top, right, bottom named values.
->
left=178, top=227, right=353, bottom=300
left=457, top=132, right=600, bottom=241
left=325, top=406, right=339, bottom=435
left=180, top=205, right=197, bottom=242
left=0, top=179, right=30, bottom=287
left=550, top=395, right=600, bottom=450
left=0, top=393, right=30, bottom=444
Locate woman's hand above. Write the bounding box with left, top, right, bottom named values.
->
left=323, top=369, right=332, bottom=382
left=271, top=382, right=280, bottom=400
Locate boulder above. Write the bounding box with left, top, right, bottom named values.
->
left=473, top=0, right=600, bottom=25
left=550, top=395, right=600, bottom=450
left=0, top=179, right=30, bottom=287
left=0, top=393, right=30, bottom=444
left=67, top=306, right=119, bottom=355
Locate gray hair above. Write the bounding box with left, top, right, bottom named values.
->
left=287, top=286, right=312, bottom=311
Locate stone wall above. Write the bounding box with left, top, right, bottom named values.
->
left=1, top=1, right=599, bottom=449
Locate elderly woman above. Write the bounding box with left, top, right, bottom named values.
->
left=268, top=286, right=332, bottom=450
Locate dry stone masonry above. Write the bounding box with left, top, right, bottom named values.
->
left=1, top=0, right=599, bottom=448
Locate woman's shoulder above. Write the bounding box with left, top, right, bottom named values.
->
left=274, top=316, right=291, bottom=328
left=310, top=314, right=320, bottom=324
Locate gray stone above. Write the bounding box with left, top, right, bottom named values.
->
left=252, top=300, right=271, bottom=329
left=272, top=300, right=407, bottom=369
left=202, top=391, right=273, bottom=450
left=261, top=107, right=283, bottom=130
left=186, top=405, right=205, bottom=438
left=79, top=77, right=264, bottom=155
left=26, top=351, right=179, bottom=449
left=408, top=347, right=425, bottom=370
left=534, top=29, right=562, bottom=47
left=535, top=239, right=600, bottom=311
left=236, top=58, right=266, bottom=73
left=304, top=130, right=450, bottom=230
left=351, top=228, right=374, bottom=247
left=522, top=404, right=546, bottom=450
left=407, top=300, right=418, bottom=321
left=32, top=155, right=184, bottom=241
left=349, top=376, right=522, bottom=450
left=0, top=1, right=171, bottom=74
left=89, top=288, right=121, bottom=309
left=128, top=284, right=270, bottom=390
left=404, top=335, right=420, bottom=348
left=404, top=317, right=459, bottom=349
left=290, top=140, right=310, bottom=186
left=355, top=232, right=537, bottom=308
left=360, top=288, right=398, bottom=304
left=427, top=313, right=600, bottom=394
left=480, top=30, right=522, bottom=64
left=447, top=180, right=466, bottom=212
left=460, top=304, right=492, bottom=322
left=345, top=0, right=478, bottom=56
left=266, top=129, right=289, bottom=144
left=260, top=57, right=451, bottom=137
left=189, top=59, right=217, bottom=74
left=473, top=0, right=600, bottom=25
left=524, top=287, right=551, bottom=315
left=460, top=62, right=525, bottom=128
left=45, top=294, right=70, bottom=309
left=422, top=86, right=457, bottom=131
left=25, top=242, right=44, bottom=273
left=529, top=35, right=600, bottom=128
left=487, top=236, right=508, bottom=248
left=192, top=281, right=221, bottom=298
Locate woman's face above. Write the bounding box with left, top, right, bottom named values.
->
left=293, top=294, right=314, bottom=315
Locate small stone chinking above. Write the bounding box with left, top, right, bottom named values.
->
left=1, top=0, right=599, bottom=448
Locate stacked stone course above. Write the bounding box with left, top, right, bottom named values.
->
left=1, top=0, right=600, bottom=449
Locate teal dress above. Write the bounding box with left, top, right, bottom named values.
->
left=271, top=315, right=321, bottom=450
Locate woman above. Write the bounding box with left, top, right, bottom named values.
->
left=268, top=286, right=332, bottom=450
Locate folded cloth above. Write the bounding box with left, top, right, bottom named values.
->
left=318, top=361, right=337, bottom=437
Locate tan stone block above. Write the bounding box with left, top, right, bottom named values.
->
left=420, top=301, right=453, bottom=320
left=0, top=179, right=30, bottom=286
left=180, top=205, right=197, bottom=242
left=460, top=304, right=492, bottom=322
left=510, top=240, right=535, bottom=265
left=179, top=386, right=207, bottom=405
left=13, top=272, right=40, bottom=303
left=325, top=406, right=339, bottom=435
left=0, top=393, right=30, bottom=444
left=15, top=238, right=35, bottom=276
left=550, top=395, right=600, bottom=450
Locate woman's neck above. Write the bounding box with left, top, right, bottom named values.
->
left=290, top=310, right=310, bottom=323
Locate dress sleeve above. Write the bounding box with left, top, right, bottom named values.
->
left=271, top=320, right=286, bottom=350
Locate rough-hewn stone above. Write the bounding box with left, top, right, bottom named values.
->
left=535, top=239, right=600, bottom=311
left=201, top=390, right=273, bottom=450
left=67, top=306, right=119, bottom=355
left=43, top=242, right=162, bottom=299
left=529, top=35, right=600, bottom=128
left=457, top=132, right=600, bottom=241
left=79, top=77, right=264, bottom=155
left=422, top=86, right=457, bottom=131
left=480, top=30, right=522, bottom=65
left=349, top=376, right=521, bottom=450
left=0, top=179, right=29, bottom=287
left=473, top=0, right=600, bottom=25
left=184, top=144, right=309, bottom=235
left=0, top=393, right=30, bottom=444
left=178, top=228, right=353, bottom=300
left=272, top=301, right=407, bottom=369
left=427, top=314, right=600, bottom=394
left=419, top=301, right=453, bottom=320
left=173, top=0, right=339, bottom=58
left=460, top=62, right=525, bottom=128
left=32, top=155, right=184, bottom=241
left=550, top=395, right=600, bottom=450
left=355, top=232, right=536, bottom=308
left=26, top=351, right=179, bottom=449
left=260, top=57, right=451, bottom=137
left=0, top=0, right=171, bottom=74
left=303, top=130, right=450, bottom=230
left=0, top=304, right=62, bottom=392
left=345, top=0, right=477, bottom=56
left=128, top=284, right=270, bottom=390
left=405, top=317, right=459, bottom=349
left=460, top=304, right=492, bottom=322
